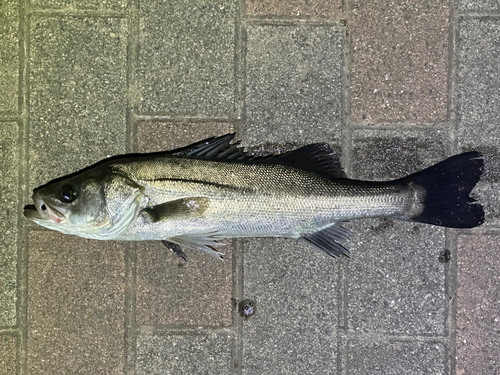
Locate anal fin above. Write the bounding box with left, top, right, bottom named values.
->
left=301, top=223, right=351, bottom=258
left=168, top=234, right=225, bottom=260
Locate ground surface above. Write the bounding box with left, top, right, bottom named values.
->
left=0, top=0, right=499, bottom=374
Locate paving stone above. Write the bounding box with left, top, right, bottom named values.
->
left=245, top=25, right=344, bottom=144
left=246, top=0, right=342, bottom=19
left=31, top=0, right=127, bottom=11
left=347, top=340, right=446, bottom=374
left=242, top=238, right=338, bottom=374
left=135, top=122, right=235, bottom=327
left=29, top=16, right=127, bottom=188
left=347, top=219, right=446, bottom=335
left=136, top=121, right=235, bottom=152
left=0, top=122, right=19, bottom=327
left=351, top=128, right=447, bottom=180
left=456, top=19, right=500, bottom=227
left=136, top=332, right=233, bottom=375
left=0, top=334, right=17, bottom=375
left=27, top=232, right=126, bottom=375
left=0, top=4, right=19, bottom=114
left=138, top=0, right=236, bottom=116
left=136, top=241, right=233, bottom=327
left=350, top=0, right=449, bottom=122
left=456, top=235, right=500, bottom=375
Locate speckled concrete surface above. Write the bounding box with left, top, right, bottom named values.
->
left=0, top=0, right=498, bottom=374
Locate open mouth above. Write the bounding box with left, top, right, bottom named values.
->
left=23, top=193, right=65, bottom=224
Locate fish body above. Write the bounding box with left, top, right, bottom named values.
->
left=24, top=134, right=484, bottom=259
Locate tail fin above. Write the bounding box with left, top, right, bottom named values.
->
left=397, top=152, right=484, bottom=228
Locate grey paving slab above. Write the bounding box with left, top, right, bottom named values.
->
left=28, top=231, right=126, bottom=375
left=347, top=219, right=446, bottom=336
left=31, top=0, right=127, bottom=11
left=456, top=18, right=500, bottom=227
left=0, top=5, right=19, bottom=114
left=138, top=0, right=236, bottom=117
left=245, top=25, right=344, bottom=144
left=351, top=128, right=447, bottom=180
left=136, top=240, right=233, bottom=327
left=242, top=238, right=338, bottom=374
left=29, top=16, right=127, bottom=188
left=0, top=334, right=17, bottom=375
left=0, top=122, right=18, bottom=327
left=136, top=332, right=233, bottom=375
left=349, top=0, right=449, bottom=122
left=347, top=340, right=446, bottom=374
left=456, top=235, right=500, bottom=375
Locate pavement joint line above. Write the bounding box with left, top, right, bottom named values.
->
left=446, top=228, right=459, bottom=375
left=340, top=23, right=350, bottom=174
left=230, top=0, right=245, bottom=345
left=456, top=13, right=500, bottom=19
left=337, top=258, right=349, bottom=375
left=450, top=0, right=459, bottom=156
left=232, top=240, right=244, bottom=375
left=444, top=227, right=453, bottom=375
left=0, top=114, right=20, bottom=120
left=350, top=123, right=453, bottom=131
left=0, top=327, right=18, bottom=334
left=245, top=18, right=348, bottom=27
left=133, top=115, right=239, bottom=122
left=350, top=120, right=454, bottom=128
left=125, top=2, right=139, bottom=372
left=344, top=334, right=449, bottom=343
left=446, top=0, right=456, bottom=127
left=17, top=0, right=30, bottom=371
left=124, top=243, right=138, bottom=375
left=234, top=0, right=247, bottom=133
left=27, top=9, right=127, bottom=17
left=137, top=326, right=236, bottom=335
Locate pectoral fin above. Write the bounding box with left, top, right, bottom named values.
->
left=142, top=197, right=210, bottom=223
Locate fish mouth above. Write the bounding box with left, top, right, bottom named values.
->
left=23, top=192, right=65, bottom=224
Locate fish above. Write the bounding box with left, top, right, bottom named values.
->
left=24, top=133, right=484, bottom=260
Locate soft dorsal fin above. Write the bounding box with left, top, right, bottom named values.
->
left=257, top=143, right=347, bottom=179
left=168, top=133, right=346, bottom=180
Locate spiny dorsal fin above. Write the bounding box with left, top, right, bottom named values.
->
left=171, top=133, right=248, bottom=161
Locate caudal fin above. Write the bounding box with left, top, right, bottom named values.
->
left=398, top=152, right=484, bottom=228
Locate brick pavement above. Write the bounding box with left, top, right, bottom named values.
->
left=0, top=0, right=499, bottom=374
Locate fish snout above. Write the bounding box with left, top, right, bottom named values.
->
left=31, top=191, right=64, bottom=224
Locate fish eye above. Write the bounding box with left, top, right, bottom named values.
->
left=59, top=185, right=78, bottom=203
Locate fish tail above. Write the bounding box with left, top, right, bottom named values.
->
left=397, top=151, right=484, bottom=228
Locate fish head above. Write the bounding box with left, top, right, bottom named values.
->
left=24, top=165, right=143, bottom=239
